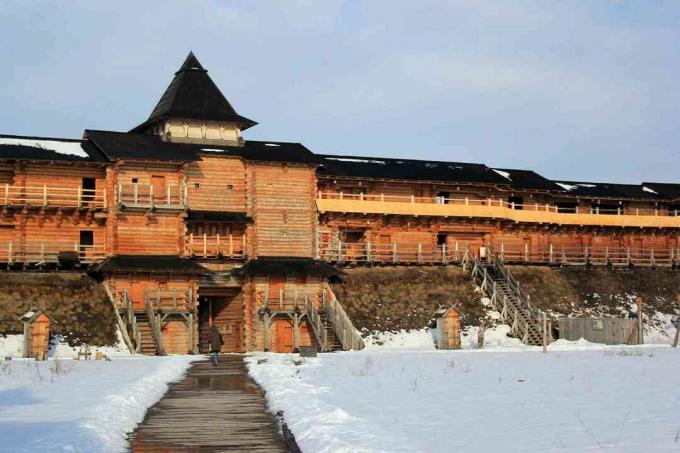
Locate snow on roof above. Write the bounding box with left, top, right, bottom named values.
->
left=492, top=169, right=512, bottom=181
left=556, top=182, right=577, bottom=191
left=642, top=186, right=658, bottom=195
left=325, top=157, right=386, bottom=165
left=201, top=148, right=227, bottom=153
left=264, top=143, right=280, bottom=147
left=0, top=137, right=88, bottom=158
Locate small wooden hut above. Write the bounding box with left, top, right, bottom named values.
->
left=20, top=310, right=53, bottom=360
left=432, top=306, right=461, bottom=349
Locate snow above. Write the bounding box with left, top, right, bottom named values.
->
left=248, top=345, right=680, bottom=453
left=0, top=137, right=88, bottom=158
left=0, top=355, right=198, bottom=452
left=493, top=169, right=512, bottom=181
left=642, top=186, right=658, bottom=195
left=201, top=148, right=227, bottom=152
left=325, top=157, right=386, bottom=165
left=556, top=182, right=577, bottom=191
left=1, top=331, right=132, bottom=359
left=264, top=143, right=280, bottom=147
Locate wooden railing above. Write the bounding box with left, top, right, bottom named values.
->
left=261, top=289, right=316, bottom=312
left=185, top=233, right=246, bottom=259
left=317, top=191, right=680, bottom=228
left=117, top=183, right=185, bottom=209
left=120, top=290, right=141, bottom=353
left=305, top=295, right=328, bottom=351
left=0, top=242, right=106, bottom=265
left=0, top=184, right=106, bottom=209
left=318, top=239, right=466, bottom=264
left=144, top=289, right=193, bottom=313
left=145, top=296, right=165, bottom=356
left=321, top=285, right=365, bottom=351
left=492, top=243, right=679, bottom=267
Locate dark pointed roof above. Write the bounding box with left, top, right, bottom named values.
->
left=130, top=52, right=257, bottom=133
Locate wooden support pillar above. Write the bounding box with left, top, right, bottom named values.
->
left=293, top=313, right=300, bottom=351
left=263, top=312, right=270, bottom=351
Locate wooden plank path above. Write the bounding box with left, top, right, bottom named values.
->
left=129, top=355, right=288, bottom=452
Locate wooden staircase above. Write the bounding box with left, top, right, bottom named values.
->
left=304, top=286, right=364, bottom=352
left=466, top=254, right=549, bottom=346
left=135, top=312, right=161, bottom=355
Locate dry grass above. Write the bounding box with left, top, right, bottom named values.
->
left=332, top=266, right=483, bottom=332
left=0, top=272, right=117, bottom=346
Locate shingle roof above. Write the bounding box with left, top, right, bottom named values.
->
left=553, top=181, right=661, bottom=200
left=93, top=255, right=206, bottom=274
left=130, top=52, right=257, bottom=133
left=84, top=130, right=319, bottom=165
left=194, top=140, right=321, bottom=165
left=85, top=129, right=200, bottom=162
left=236, top=257, right=344, bottom=277
left=0, top=134, right=105, bottom=162
left=318, top=155, right=511, bottom=185
left=640, top=183, right=680, bottom=200
left=492, top=168, right=563, bottom=191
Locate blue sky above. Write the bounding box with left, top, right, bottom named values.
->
left=1, top=1, right=679, bottom=183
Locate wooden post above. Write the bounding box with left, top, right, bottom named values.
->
left=636, top=297, right=644, bottom=345
left=77, top=186, right=82, bottom=208
left=42, top=185, right=47, bottom=206
left=441, top=243, right=447, bottom=263
left=263, top=312, right=270, bottom=351
left=293, top=313, right=300, bottom=351
left=203, top=233, right=207, bottom=256
left=149, top=184, right=154, bottom=208
left=3, top=183, right=8, bottom=205
left=542, top=312, right=548, bottom=353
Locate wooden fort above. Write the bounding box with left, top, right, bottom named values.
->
left=1, top=52, right=679, bottom=354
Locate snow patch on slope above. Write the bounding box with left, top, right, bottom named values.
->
left=0, top=137, right=88, bottom=158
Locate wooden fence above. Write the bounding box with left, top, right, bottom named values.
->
left=558, top=317, right=640, bottom=345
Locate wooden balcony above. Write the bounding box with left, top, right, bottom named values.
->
left=145, top=288, right=194, bottom=313
left=316, top=192, right=680, bottom=229
left=117, top=183, right=185, bottom=210
left=493, top=243, right=679, bottom=267
left=185, top=233, right=246, bottom=259
left=319, top=239, right=679, bottom=267
left=0, top=242, right=106, bottom=265
left=0, top=184, right=106, bottom=209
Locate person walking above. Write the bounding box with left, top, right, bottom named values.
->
left=209, top=325, right=223, bottom=366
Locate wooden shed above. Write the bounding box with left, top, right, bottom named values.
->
left=432, top=306, right=461, bottom=350
left=20, top=310, right=53, bottom=360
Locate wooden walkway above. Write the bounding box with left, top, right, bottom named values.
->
left=129, top=355, right=288, bottom=452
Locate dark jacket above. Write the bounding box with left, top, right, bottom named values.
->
left=209, top=327, right=223, bottom=352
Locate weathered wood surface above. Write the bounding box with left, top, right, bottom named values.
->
left=129, top=356, right=287, bottom=452
left=558, top=317, right=639, bottom=345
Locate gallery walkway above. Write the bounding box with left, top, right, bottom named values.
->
left=129, top=355, right=289, bottom=452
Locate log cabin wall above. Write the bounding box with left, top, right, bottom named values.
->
left=248, top=162, right=317, bottom=258
left=115, top=213, right=184, bottom=255
left=185, top=155, right=247, bottom=212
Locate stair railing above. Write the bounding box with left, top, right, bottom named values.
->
left=121, top=290, right=141, bottom=353
left=305, top=294, right=328, bottom=351
left=145, top=295, right=166, bottom=356
left=322, top=284, right=365, bottom=351
left=102, top=282, right=135, bottom=353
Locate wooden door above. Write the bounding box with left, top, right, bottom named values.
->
left=130, top=278, right=148, bottom=311
left=268, top=276, right=286, bottom=307
left=151, top=175, right=166, bottom=204
left=275, top=319, right=294, bottom=352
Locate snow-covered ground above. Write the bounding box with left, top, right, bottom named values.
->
left=247, top=333, right=680, bottom=453
left=0, top=356, right=198, bottom=452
